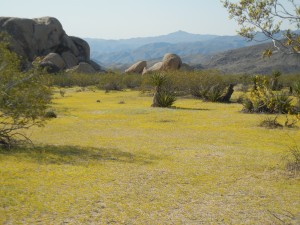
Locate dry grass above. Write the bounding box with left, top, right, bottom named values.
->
left=0, top=88, right=299, bottom=224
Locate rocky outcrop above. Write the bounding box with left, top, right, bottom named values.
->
left=161, top=53, right=182, bottom=70
left=41, top=53, right=66, bottom=71
left=0, top=16, right=102, bottom=73
left=66, top=62, right=96, bottom=74
left=142, top=53, right=183, bottom=75
left=61, top=51, right=78, bottom=68
left=70, top=36, right=90, bottom=61
left=142, top=62, right=162, bottom=75
left=125, top=61, right=147, bottom=74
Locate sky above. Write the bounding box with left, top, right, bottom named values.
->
left=0, top=0, right=295, bottom=40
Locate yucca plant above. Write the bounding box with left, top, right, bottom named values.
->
left=206, top=84, right=225, bottom=102
left=155, top=91, right=176, bottom=108
left=150, top=73, right=176, bottom=108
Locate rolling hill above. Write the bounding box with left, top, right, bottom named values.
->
left=200, top=42, right=300, bottom=74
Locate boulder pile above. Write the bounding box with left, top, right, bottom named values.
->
left=0, top=16, right=103, bottom=73
left=124, top=53, right=185, bottom=75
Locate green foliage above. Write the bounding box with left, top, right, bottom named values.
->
left=122, top=74, right=142, bottom=89
left=0, top=35, right=52, bottom=147
left=98, top=74, right=124, bottom=91
left=141, top=70, right=235, bottom=103
left=223, top=0, right=300, bottom=55
left=243, top=76, right=294, bottom=114
left=48, top=73, right=103, bottom=87
left=188, top=71, right=229, bottom=102
left=98, top=73, right=142, bottom=91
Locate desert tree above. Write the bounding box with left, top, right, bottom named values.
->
left=0, top=33, right=52, bottom=148
left=222, top=0, right=300, bottom=57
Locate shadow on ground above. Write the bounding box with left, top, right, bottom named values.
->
left=0, top=145, right=162, bottom=165
left=170, top=106, right=211, bottom=111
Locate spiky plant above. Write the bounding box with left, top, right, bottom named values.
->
left=150, top=73, right=176, bottom=108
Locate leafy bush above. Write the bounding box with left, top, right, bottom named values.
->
left=188, top=71, right=232, bottom=102
left=48, top=73, right=103, bottom=87
left=122, top=74, right=142, bottom=89
left=96, top=73, right=142, bottom=91
left=0, top=34, right=52, bottom=148
left=97, top=74, right=124, bottom=91
left=243, top=76, right=294, bottom=114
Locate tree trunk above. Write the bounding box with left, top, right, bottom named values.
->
left=219, top=84, right=235, bottom=102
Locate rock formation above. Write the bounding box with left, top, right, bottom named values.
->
left=0, top=16, right=102, bottom=74
left=66, top=62, right=96, bottom=74
left=161, top=53, right=182, bottom=70
left=142, top=53, right=182, bottom=75
left=142, top=62, right=163, bottom=75
left=125, top=61, right=147, bottom=74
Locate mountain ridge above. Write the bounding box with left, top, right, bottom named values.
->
left=85, top=30, right=300, bottom=74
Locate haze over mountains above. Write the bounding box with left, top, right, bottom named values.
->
left=85, top=31, right=300, bottom=74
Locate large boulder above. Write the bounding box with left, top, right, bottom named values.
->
left=61, top=51, right=78, bottom=68
left=161, top=53, right=182, bottom=70
left=66, top=62, right=96, bottom=74
left=142, top=54, right=182, bottom=75
left=88, top=60, right=103, bottom=72
left=142, top=62, right=163, bottom=75
left=41, top=53, right=66, bottom=70
left=0, top=16, right=101, bottom=73
left=0, top=17, right=64, bottom=61
left=125, top=61, right=147, bottom=74
left=70, top=36, right=90, bottom=61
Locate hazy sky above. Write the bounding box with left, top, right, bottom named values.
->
left=0, top=0, right=295, bottom=39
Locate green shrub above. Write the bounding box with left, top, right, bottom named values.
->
left=48, top=73, right=103, bottom=87
left=243, top=76, right=294, bottom=114
left=188, top=71, right=230, bottom=102
left=122, top=74, right=142, bottom=89
left=0, top=33, right=52, bottom=147
left=97, top=74, right=124, bottom=91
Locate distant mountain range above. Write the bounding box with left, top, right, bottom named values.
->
left=85, top=30, right=218, bottom=53
left=84, top=30, right=300, bottom=74
left=85, top=31, right=257, bottom=66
